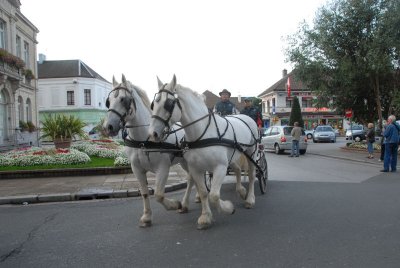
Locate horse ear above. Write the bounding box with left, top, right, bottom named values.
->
left=112, top=76, right=118, bottom=87
left=121, top=74, right=127, bottom=85
left=157, top=76, right=163, bottom=89
left=170, top=74, right=177, bottom=91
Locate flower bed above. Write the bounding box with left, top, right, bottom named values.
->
left=0, top=147, right=90, bottom=167
left=346, top=142, right=382, bottom=151
left=72, top=139, right=127, bottom=159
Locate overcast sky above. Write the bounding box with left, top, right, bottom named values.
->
left=21, top=0, right=326, bottom=98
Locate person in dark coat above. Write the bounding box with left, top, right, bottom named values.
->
left=213, top=89, right=237, bottom=116
left=240, top=98, right=263, bottom=128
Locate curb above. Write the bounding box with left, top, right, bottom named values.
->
left=0, top=181, right=188, bottom=205
left=0, top=166, right=133, bottom=179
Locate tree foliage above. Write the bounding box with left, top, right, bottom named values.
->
left=285, top=0, right=400, bottom=126
left=289, top=96, right=304, bottom=128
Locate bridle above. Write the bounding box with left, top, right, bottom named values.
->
left=151, top=84, right=215, bottom=142
left=106, top=86, right=137, bottom=127
left=150, top=84, right=182, bottom=130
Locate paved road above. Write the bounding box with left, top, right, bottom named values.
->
left=1, top=139, right=399, bottom=267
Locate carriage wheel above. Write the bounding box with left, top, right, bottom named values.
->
left=256, top=151, right=268, bottom=194
left=203, top=171, right=213, bottom=192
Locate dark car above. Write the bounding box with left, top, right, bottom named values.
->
left=345, top=125, right=366, bottom=142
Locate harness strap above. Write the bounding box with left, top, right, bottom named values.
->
left=124, top=138, right=180, bottom=150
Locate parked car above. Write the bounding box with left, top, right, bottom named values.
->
left=261, top=126, right=307, bottom=155
left=345, top=125, right=366, bottom=142
left=305, top=129, right=314, bottom=139
left=313, top=125, right=336, bottom=143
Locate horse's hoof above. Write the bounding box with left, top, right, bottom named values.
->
left=244, top=202, right=254, bottom=209
left=178, top=207, right=189, bottom=214
left=197, top=222, right=212, bottom=230
left=231, top=208, right=235, bottom=215
left=139, top=221, right=152, bottom=228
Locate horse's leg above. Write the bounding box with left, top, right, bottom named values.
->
left=154, top=163, right=182, bottom=211
left=244, top=160, right=256, bottom=209
left=191, top=171, right=213, bottom=230
left=209, top=165, right=235, bottom=214
left=179, top=173, right=194, bottom=213
left=134, top=166, right=152, bottom=227
left=231, top=163, right=246, bottom=200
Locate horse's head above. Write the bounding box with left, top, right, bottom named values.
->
left=149, top=75, right=182, bottom=141
left=103, top=74, right=137, bottom=137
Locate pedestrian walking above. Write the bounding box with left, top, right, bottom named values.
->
left=381, top=115, right=400, bottom=172
left=366, top=123, right=375, bottom=159
left=289, top=122, right=302, bottom=157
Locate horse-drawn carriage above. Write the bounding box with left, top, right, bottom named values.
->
left=104, top=74, right=268, bottom=230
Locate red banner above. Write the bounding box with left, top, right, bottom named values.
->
left=287, top=77, right=291, bottom=97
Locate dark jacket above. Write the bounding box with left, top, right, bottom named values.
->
left=214, top=101, right=236, bottom=116
left=383, top=122, right=400, bottom=144
left=366, top=128, right=375, bottom=143
left=240, top=106, right=262, bottom=124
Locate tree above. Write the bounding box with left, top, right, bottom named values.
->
left=285, top=0, right=400, bottom=126
left=289, top=96, right=304, bottom=128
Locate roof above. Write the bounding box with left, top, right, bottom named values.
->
left=38, top=60, right=109, bottom=83
left=258, top=70, right=308, bottom=97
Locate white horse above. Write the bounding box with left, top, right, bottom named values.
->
left=149, top=75, right=260, bottom=229
left=103, top=75, right=196, bottom=227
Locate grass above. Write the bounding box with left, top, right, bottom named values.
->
left=0, top=157, right=122, bottom=172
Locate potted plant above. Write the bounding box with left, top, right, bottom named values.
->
left=40, top=114, right=87, bottom=148
left=19, top=120, right=29, bottom=132
left=26, top=121, right=36, bottom=132
left=24, top=69, right=35, bottom=80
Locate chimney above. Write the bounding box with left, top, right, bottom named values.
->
left=38, top=53, right=46, bottom=64
left=282, top=69, right=288, bottom=77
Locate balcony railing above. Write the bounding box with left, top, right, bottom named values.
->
left=0, top=61, right=23, bottom=79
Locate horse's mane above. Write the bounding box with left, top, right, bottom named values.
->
left=125, top=81, right=151, bottom=111
left=176, top=84, right=206, bottom=104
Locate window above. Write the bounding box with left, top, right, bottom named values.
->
left=301, top=98, right=313, bottom=108
left=84, top=89, right=91, bottom=105
left=26, top=98, right=32, bottom=122
left=16, top=36, right=21, bottom=58
left=0, top=20, right=5, bottom=49
left=18, top=96, right=24, bottom=122
left=67, top=91, right=75, bottom=105
left=23, top=42, right=30, bottom=67
left=286, top=98, right=293, bottom=108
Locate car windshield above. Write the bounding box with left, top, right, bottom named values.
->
left=315, top=126, right=333, bottom=132
left=350, top=125, right=363, bottom=130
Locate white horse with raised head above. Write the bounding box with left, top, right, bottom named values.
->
left=149, top=75, right=260, bottom=229
left=103, top=75, right=196, bottom=227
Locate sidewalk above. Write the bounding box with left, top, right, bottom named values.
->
left=0, top=165, right=188, bottom=205
left=0, top=146, right=396, bottom=205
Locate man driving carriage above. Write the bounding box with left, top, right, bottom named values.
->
left=213, top=89, right=238, bottom=116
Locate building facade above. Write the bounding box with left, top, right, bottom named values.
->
left=0, top=0, right=39, bottom=149
left=37, top=58, right=112, bottom=133
left=258, top=70, right=344, bottom=131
